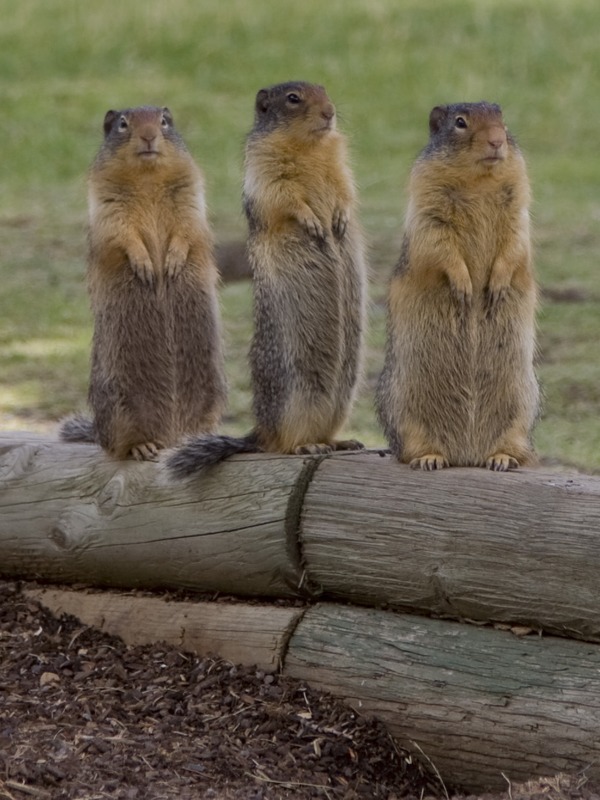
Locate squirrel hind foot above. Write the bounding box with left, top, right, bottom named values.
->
left=409, top=454, right=450, bottom=471
left=293, top=442, right=333, bottom=455
left=292, top=440, right=364, bottom=456
left=485, top=453, right=519, bottom=472
left=331, top=439, right=364, bottom=452
left=130, top=441, right=163, bottom=461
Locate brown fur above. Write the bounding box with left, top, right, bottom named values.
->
left=376, top=102, right=539, bottom=471
left=61, top=106, right=226, bottom=460
left=166, top=82, right=366, bottom=477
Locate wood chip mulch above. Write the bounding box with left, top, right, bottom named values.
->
left=0, top=580, right=438, bottom=799
left=2, top=579, right=599, bottom=800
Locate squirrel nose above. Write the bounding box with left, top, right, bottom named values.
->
left=321, top=103, right=335, bottom=121
left=487, top=127, right=506, bottom=150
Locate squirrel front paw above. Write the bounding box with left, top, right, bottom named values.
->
left=485, top=259, right=514, bottom=316
left=332, top=207, right=349, bottom=239
left=450, top=278, right=473, bottom=312
left=484, top=285, right=508, bottom=316
left=165, top=238, right=190, bottom=280
left=130, top=257, right=155, bottom=286
left=297, top=209, right=326, bottom=240
left=446, top=263, right=473, bottom=312
left=127, top=242, right=155, bottom=286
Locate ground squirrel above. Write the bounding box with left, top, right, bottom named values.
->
left=376, top=101, right=539, bottom=471
left=168, top=81, right=367, bottom=477
left=60, top=105, right=227, bottom=460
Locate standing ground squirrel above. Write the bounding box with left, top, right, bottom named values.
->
left=60, top=105, right=227, bottom=460
left=376, top=101, right=539, bottom=471
left=168, top=81, right=367, bottom=477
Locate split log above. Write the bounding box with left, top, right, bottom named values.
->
left=301, top=455, right=600, bottom=641
left=0, top=433, right=308, bottom=596
left=24, top=586, right=301, bottom=671
left=286, top=603, right=600, bottom=791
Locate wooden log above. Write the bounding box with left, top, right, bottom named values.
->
left=3, top=434, right=600, bottom=642
left=24, top=581, right=600, bottom=792
left=0, top=433, right=311, bottom=597
left=24, top=586, right=302, bottom=672
left=285, top=603, right=600, bottom=791
left=301, top=453, right=600, bottom=641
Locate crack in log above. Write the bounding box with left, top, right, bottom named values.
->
left=283, top=455, right=328, bottom=598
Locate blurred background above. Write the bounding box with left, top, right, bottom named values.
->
left=1, top=0, right=598, bottom=470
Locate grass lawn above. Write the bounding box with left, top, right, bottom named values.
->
left=1, top=0, right=599, bottom=470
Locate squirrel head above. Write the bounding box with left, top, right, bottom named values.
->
left=250, top=82, right=336, bottom=139
left=97, top=106, right=186, bottom=169
left=424, top=101, right=515, bottom=172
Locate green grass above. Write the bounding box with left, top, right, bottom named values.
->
left=1, top=0, right=599, bottom=469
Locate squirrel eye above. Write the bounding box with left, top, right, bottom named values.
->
left=161, top=115, right=170, bottom=128
left=118, top=116, right=128, bottom=132
left=455, top=116, right=468, bottom=129
left=286, top=93, right=301, bottom=104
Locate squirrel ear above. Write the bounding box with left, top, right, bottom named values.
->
left=256, top=89, right=270, bottom=114
left=429, top=105, right=448, bottom=135
left=103, top=110, right=119, bottom=136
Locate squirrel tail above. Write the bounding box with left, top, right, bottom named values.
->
left=59, top=414, right=97, bottom=444
left=166, top=432, right=260, bottom=478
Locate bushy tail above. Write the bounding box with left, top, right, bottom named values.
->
left=59, top=414, right=97, bottom=444
left=166, top=432, right=260, bottom=478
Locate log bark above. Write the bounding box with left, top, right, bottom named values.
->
left=285, top=603, right=600, bottom=791
left=24, top=586, right=302, bottom=672
left=0, top=433, right=311, bottom=597
left=301, top=453, right=600, bottom=641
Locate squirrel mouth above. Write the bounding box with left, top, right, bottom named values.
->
left=138, top=150, right=159, bottom=159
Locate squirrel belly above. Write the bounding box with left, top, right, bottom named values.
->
left=248, top=229, right=365, bottom=454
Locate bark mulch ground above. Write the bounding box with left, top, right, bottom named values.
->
left=1, top=579, right=598, bottom=800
